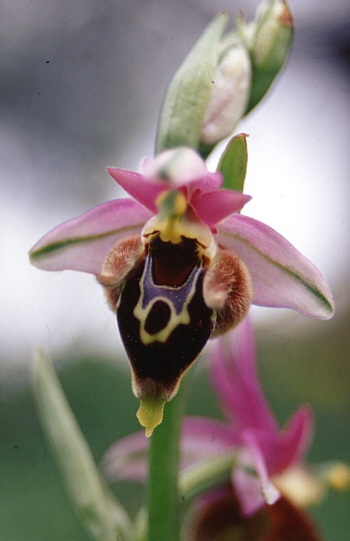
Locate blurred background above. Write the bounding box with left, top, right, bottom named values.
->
left=1, top=0, right=349, bottom=539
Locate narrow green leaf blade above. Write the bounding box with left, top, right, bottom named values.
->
left=32, top=350, right=132, bottom=541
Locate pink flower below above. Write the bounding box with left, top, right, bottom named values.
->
left=103, top=317, right=313, bottom=515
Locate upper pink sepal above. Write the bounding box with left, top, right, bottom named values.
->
left=140, top=148, right=217, bottom=189
left=208, top=323, right=279, bottom=434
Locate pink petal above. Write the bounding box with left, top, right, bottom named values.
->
left=232, top=467, right=266, bottom=515
left=184, top=172, right=223, bottom=196
left=108, top=166, right=224, bottom=215
left=29, top=198, right=152, bottom=273
left=102, top=431, right=148, bottom=483
left=242, top=431, right=281, bottom=506
left=272, top=405, right=313, bottom=474
left=107, top=168, right=168, bottom=213
left=233, top=431, right=280, bottom=516
left=208, top=321, right=279, bottom=435
left=216, top=214, right=334, bottom=319
left=191, top=189, right=251, bottom=228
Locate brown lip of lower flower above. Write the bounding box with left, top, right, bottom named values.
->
left=186, top=489, right=325, bottom=541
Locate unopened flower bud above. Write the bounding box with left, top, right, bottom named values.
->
left=254, top=0, right=292, bottom=63
left=200, top=39, right=251, bottom=146
left=155, top=13, right=228, bottom=154
left=239, top=0, right=294, bottom=112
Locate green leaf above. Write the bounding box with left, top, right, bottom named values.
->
left=218, top=133, right=248, bottom=192
left=155, top=12, right=228, bottom=154
left=32, top=350, right=132, bottom=541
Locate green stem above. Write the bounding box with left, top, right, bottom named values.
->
left=146, top=381, right=188, bottom=541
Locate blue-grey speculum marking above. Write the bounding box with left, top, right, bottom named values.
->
left=134, top=252, right=203, bottom=345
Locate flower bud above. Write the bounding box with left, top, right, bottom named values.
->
left=200, top=39, right=251, bottom=146
left=155, top=13, right=228, bottom=154
left=253, top=0, right=293, bottom=67
left=240, top=0, right=294, bottom=112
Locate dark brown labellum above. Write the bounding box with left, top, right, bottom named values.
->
left=117, top=236, right=214, bottom=400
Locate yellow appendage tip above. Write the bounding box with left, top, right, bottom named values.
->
left=136, top=397, right=166, bottom=438
left=326, top=463, right=350, bottom=491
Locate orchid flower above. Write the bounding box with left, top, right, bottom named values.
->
left=30, top=147, right=334, bottom=434
left=200, top=318, right=314, bottom=515
left=103, top=318, right=316, bottom=517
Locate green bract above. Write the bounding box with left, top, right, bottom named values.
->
left=218, top=133, right=249, bottom=193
